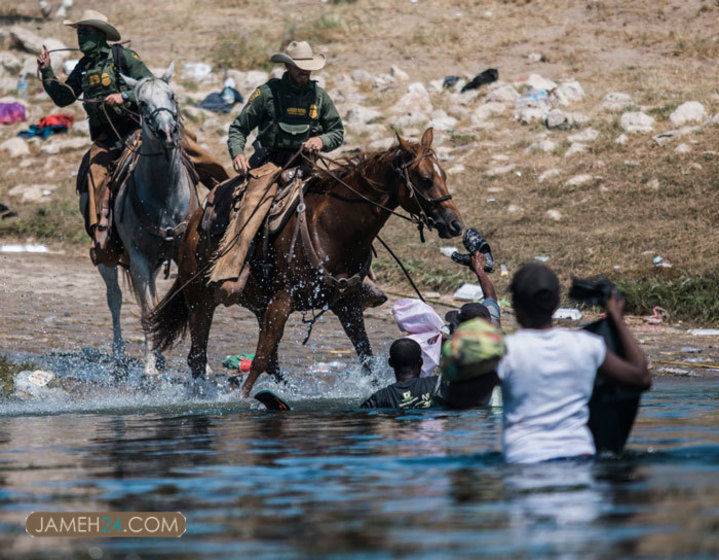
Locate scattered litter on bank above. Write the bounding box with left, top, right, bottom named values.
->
left=0, top=203, right=17, bottom=220
left=553, top=308, right=582, bottom=321
left=690, top=329, right=719, bottom=336
left=644, top=306, right=668, bottom=325
left=222, top=353, right=254, bottom=372
left=453, top=283, right=484, bottom=301
left=439, top=246, right=458, bottom=258
left=0, top=244, right=49, bottom=253
left=0, top=102, right=26, bottom=125
left=653, top=255, right=673, bottom=268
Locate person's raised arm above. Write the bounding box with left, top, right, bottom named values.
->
left=598, top=289, right=651, bottom=390
left=469, top=253, right=497, bottom=301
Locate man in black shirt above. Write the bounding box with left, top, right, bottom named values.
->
left=361, top=339, right=442, bottom=409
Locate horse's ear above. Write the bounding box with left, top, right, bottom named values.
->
left=420, top=127, right=434, bottom=149
left=161, top=61, right=175, bottom=84
left=121, top=74, right=138, bottom=89
left=395, top=131, right=413, bottom=154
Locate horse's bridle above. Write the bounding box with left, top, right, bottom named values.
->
left=142, top=105, right=180, bottom=149
left=392, top=151, right=452, bottom=239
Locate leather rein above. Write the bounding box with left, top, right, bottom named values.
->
left=290, top=149, right=452, bottom=301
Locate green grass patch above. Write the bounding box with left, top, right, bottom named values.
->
left=373, top=257, right=466, bottom=293
left=0, top=355, right=37, bottom=398
left=0, top=198, right=86, bottom=245
left=648, top=103, right=679, bottom=121
left=617, top=275, right=719, bottom=325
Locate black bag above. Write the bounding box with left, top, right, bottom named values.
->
left=584, top=318, right=643, bottom=455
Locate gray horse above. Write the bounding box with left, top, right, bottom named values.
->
left=89, top=63, right=199, bottom=377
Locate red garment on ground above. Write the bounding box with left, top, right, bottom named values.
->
left=38, top=114, right=74, bottom=129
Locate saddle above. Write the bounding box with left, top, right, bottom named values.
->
left=201, top=167, right=311, bottom=241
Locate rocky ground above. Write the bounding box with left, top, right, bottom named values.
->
left=1, top=0, right=719, bottom=319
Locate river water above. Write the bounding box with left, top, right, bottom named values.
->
left=1, top=253, right=719, bottom=558
left=1, top=368, right=718, bottom=559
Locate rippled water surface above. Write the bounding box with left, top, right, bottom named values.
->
left=1, top=375, right=719, bottom=560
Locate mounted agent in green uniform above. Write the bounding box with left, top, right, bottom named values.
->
left=212, top=41, right=387, bottom=309
left=227, top=41, right=343, bottom=172
left=38, top=9, right=229, bottom=267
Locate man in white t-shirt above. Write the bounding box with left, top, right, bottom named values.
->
left=497, top=263, right=651, bottom=463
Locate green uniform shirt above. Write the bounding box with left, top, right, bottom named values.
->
left=41, top=44, right=153, bottom=141
left=227, top=72, right=344, bottom=159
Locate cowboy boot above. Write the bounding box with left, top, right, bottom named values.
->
left=94, top=182, right=113, bottom=251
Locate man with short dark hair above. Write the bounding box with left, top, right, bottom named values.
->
left=360, top=339, right=441, bottom=409
left=497, top=262, right=651, bottom=463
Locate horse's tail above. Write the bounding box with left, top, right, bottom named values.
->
left=144, top=277, right=189, bottom=352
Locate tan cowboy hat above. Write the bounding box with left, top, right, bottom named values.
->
left=270, top=41, right=325, bottom=71
left=63, top=9, right=121, bottom=42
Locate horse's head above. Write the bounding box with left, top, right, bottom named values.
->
left=122, top=63, right=180, bottom=150
left=393, top=128, right=464, bottom=238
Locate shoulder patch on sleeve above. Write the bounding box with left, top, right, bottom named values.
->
left=125, top=49, right=141, bottom=61
left=248, top=88, right=261, bottom=104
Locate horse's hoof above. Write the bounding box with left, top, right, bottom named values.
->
left=139, top=375, right=160, bottom=392
left=154, top=354, right=168, bottom=372
left=111, top=361, right=129, bottom=383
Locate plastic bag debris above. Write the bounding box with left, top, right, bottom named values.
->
left=689, top=329, right=719, bottom=336
left=439, top=246, right=459, bottom=258
left=653, top=255, right=673, bottom=268
left=27, top=370, right=55, bottom=387
left=453, top=283, right=484, bottom=301
left=182, top=62, right=213, bottom=80
left=0, top=244, right=49, bottom=253
left=553, top=308, right=582, bottom=321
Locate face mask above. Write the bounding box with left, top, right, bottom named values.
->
left=77, top=28, right=106, bottom=54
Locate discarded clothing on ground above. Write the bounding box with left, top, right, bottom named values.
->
left=461, top=68, right=499, bottom=93
left=443, top=76, right=460, bottom=89
left=18, top=113, right=75, bottom=139
left=222, top=353, right=254, bottom=372
left=0, top=102, right=26, bottom=125
left=196, top=86, right=244, bottom=114
left=0, top=203, right=18, bottom=220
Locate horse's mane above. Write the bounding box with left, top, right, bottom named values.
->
left=311, top=139, right=427, bottom=192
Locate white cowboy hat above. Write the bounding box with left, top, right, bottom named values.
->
left=270, top=41, right=325, bottom=71
left=63, top=9, right=121, bottom=42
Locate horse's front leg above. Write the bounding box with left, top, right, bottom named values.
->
left=253, top=310, right=284, bottom=384
left=331, top=296, right=374, bottom=372
left=130, top=257, right=163, bottom=376
left=187, top=284, right=217, bottom=380
left=241, top=291, right=292, bottom=398
left=97, top=263, right=125, bottom=367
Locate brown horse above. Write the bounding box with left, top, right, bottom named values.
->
left=147, top=127, right=464, bottom=397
